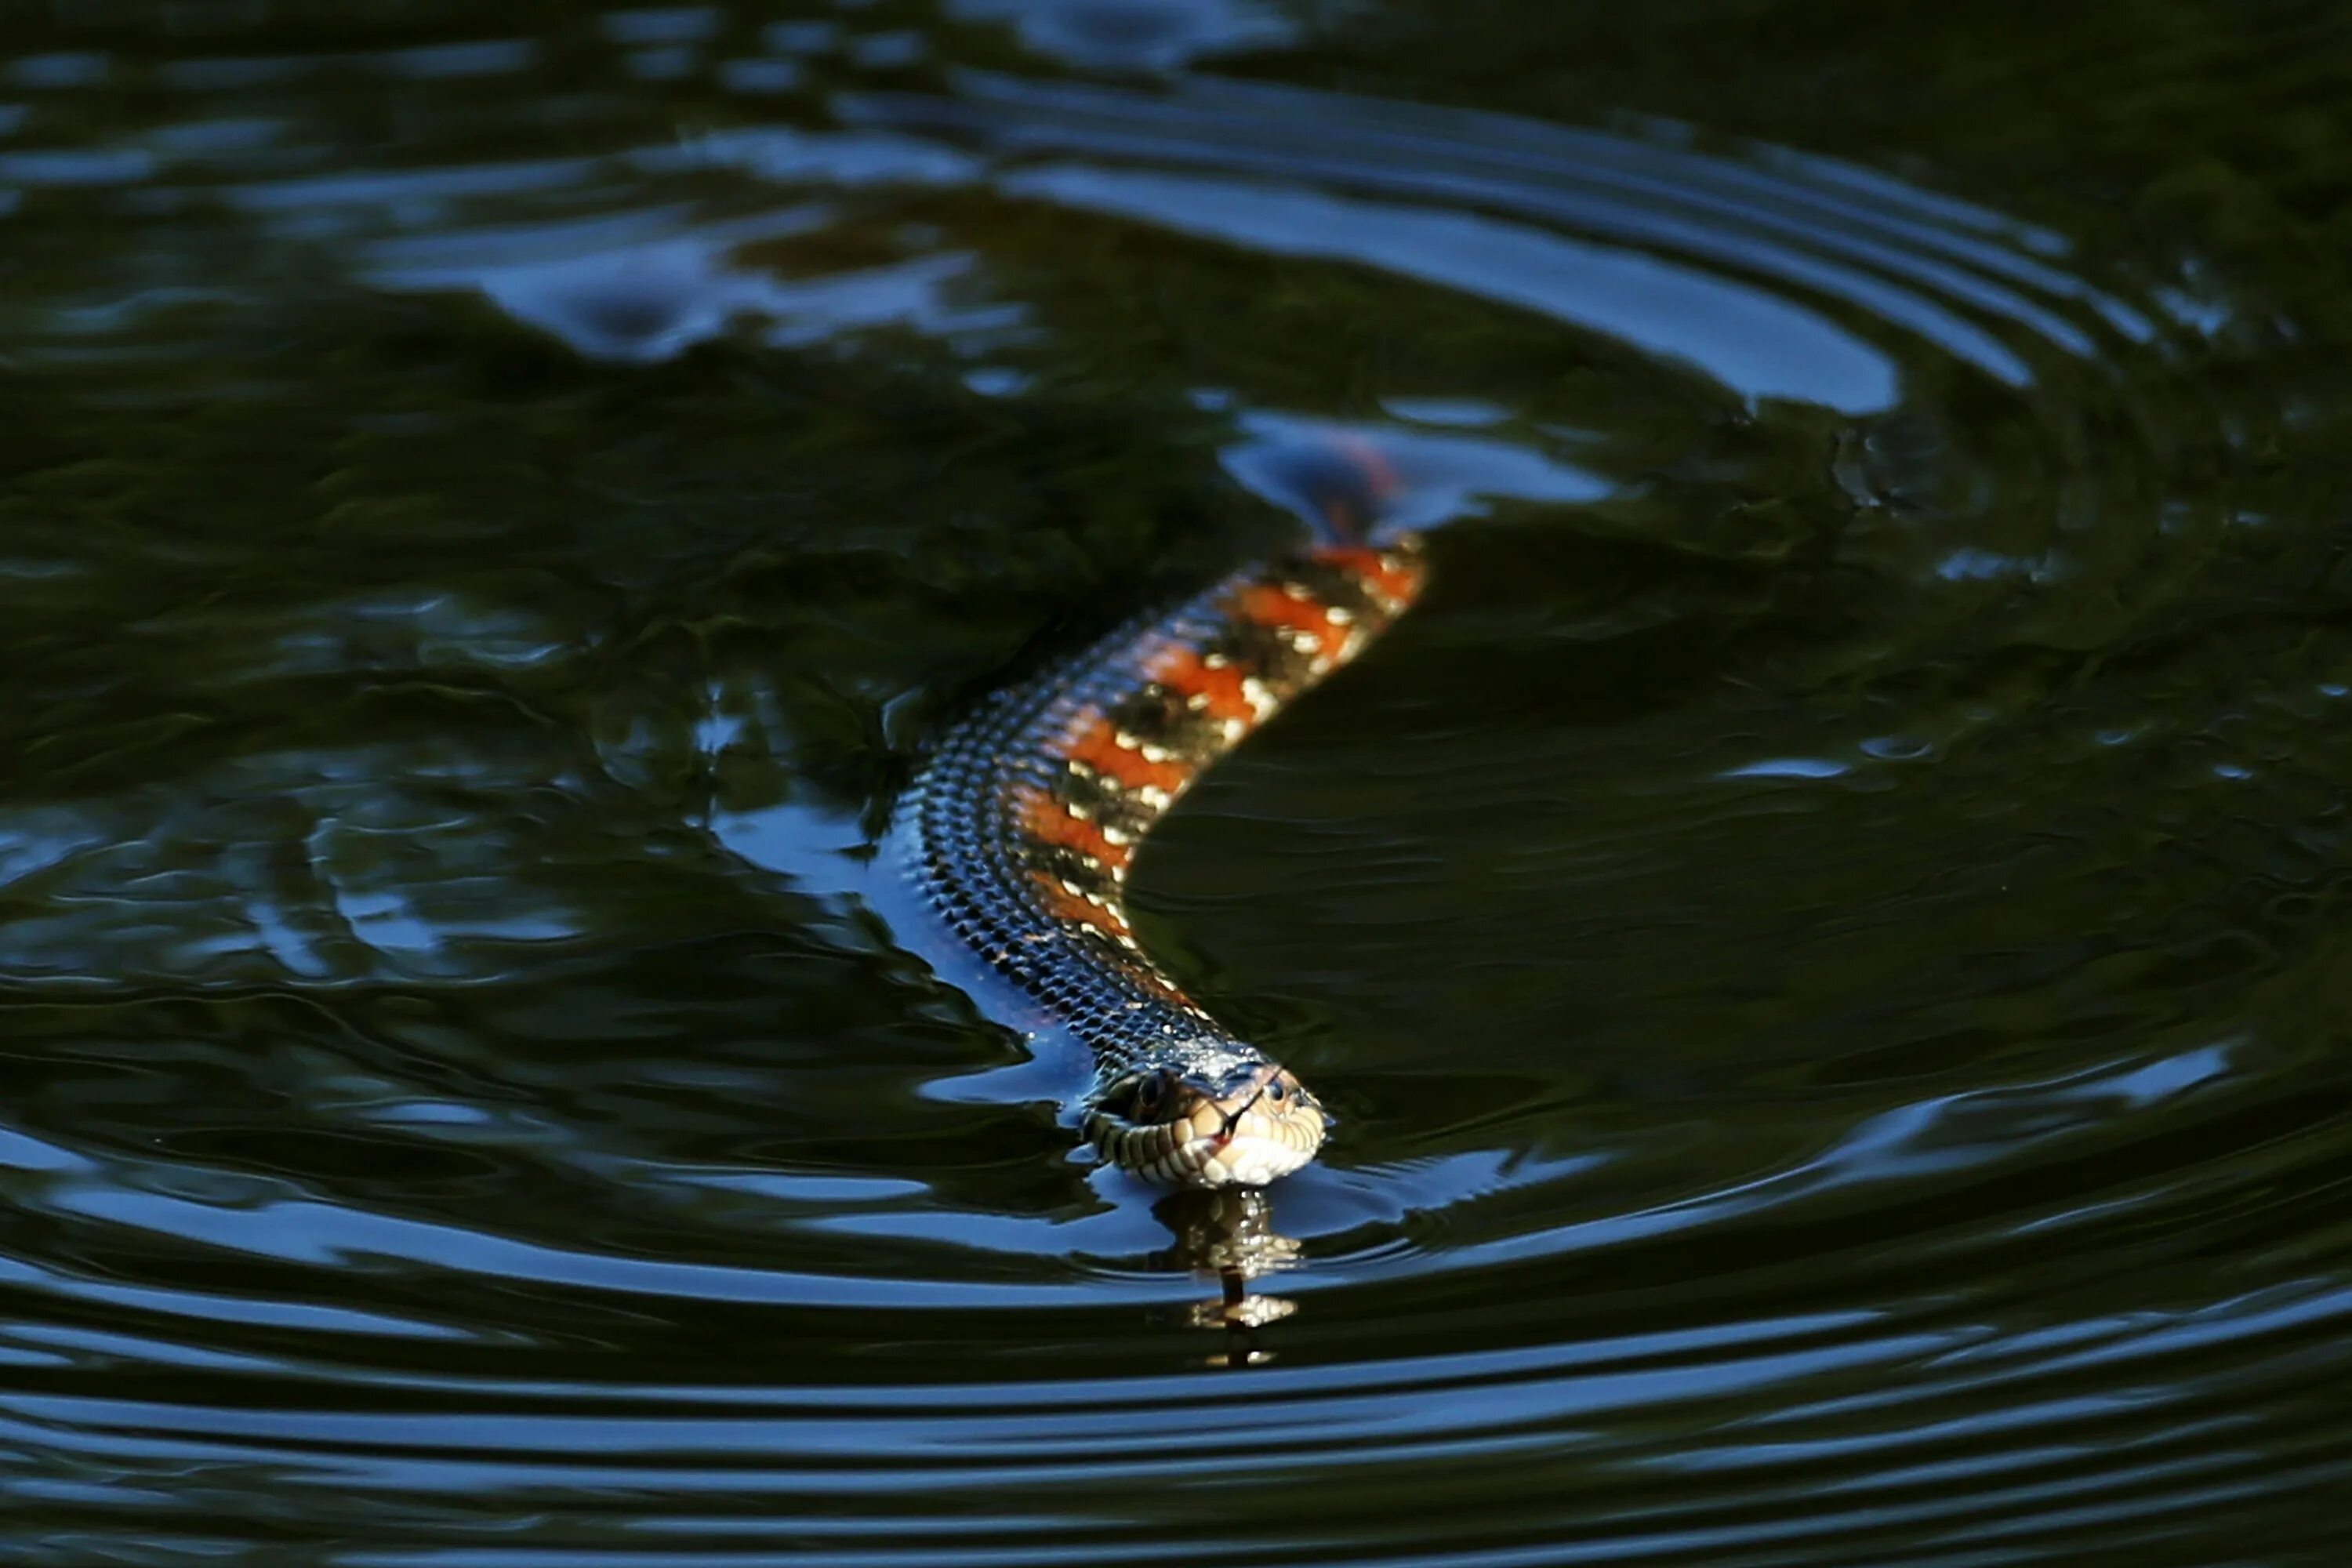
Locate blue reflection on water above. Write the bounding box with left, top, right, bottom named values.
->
left=952, top=0, right=1296, bottom=72
left=600, top=7, right=721, bottom=46
left=376, top=226, right=1015, bottom=364
left=372, top=40, right=539, bottom=80
left=1003, top=162, right=1901, bottom=412
left=1719, top=757, right=1851, bottom=780
left=2, top=53, right=109, bottom=89
left=1225, top=411, right=1612, bottom=533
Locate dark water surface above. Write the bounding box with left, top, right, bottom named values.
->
left=7, top=2, right=2352, bottom=1562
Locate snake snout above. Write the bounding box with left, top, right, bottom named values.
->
left=1087, top=1062, right=1328, bottom=1188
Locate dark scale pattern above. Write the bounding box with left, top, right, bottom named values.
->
left=891, top=540, right=1426, bottom=1083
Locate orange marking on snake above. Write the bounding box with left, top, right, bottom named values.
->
left=1234, top=583, right=1352, bottom=659
left=1062, top=715, right=1192, bottom=794
left=1145, top=646, right=1258, bottom=726
left=1014, top=785, right=1132, bottom=871
left=1312, top=545, right=1426, bottom=610
left=1026, top=871, right=1134, bottom=940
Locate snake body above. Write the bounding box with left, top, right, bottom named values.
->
left=892, top=468, right=1424, bottom=1186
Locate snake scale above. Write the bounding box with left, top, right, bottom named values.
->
left=889, top=440, right=1420, bottom=1186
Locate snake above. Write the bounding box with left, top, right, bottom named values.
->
left=888, top=439, right=1421, bottom=1188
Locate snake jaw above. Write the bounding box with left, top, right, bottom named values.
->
left=1086, top=1064, right=1327, bottom=1187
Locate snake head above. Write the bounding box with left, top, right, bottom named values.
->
left=1084, top=1062, right=1327, bottom=1187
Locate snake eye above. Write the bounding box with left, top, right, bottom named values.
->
left=1132, top=1074, right=1163, bottom=1114
left=1268, top=1079, right=1288, bottom=1103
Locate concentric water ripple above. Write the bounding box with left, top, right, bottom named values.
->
left=3, top=5, right=2350, bottom=1564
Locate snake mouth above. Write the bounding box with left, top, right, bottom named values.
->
left=1084, top=1063, right=1327, bottom=1187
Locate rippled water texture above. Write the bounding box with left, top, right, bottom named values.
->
left=7, top=3, right=2352, bottom=1563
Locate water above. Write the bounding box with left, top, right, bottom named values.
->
left=5, top=3, right=2352, bottom=1562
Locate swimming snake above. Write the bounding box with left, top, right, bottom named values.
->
left=888, top=439, right=1419, bottom=1186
